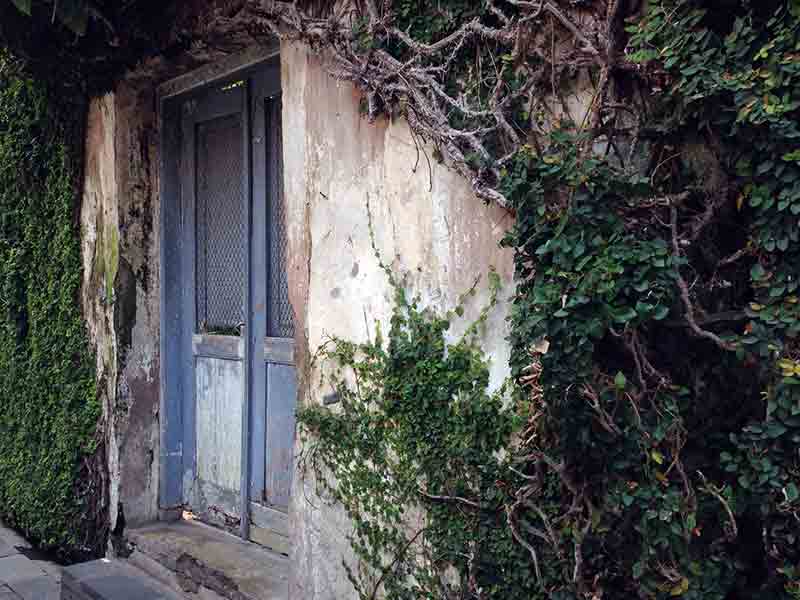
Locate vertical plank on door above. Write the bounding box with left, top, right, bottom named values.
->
left=196, top=357, right=243, bottom=496
left=265, top=363, right=297, bottom=508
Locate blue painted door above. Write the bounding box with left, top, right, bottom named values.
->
left=180, top=82, right=249, bottom=527
left=251, top=67, right=298, bottom=513
left=174, top=59, right=297, bottom=538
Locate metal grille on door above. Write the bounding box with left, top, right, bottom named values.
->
left=196, top=115, right=247, bottom=334
left=266, top=96, right=294, bottom=339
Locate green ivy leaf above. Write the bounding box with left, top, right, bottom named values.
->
left=614, top=371, right=627, bottom=390
left=610, top=306, right=637, bottom=323
left=751, top=263, right=767, bottom=281
left=55, top=0, right=89, bottom=36
left=765, top=422, right=788, bottom=438
left=786, top=482, right=799, bottom=502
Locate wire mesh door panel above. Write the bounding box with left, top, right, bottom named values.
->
left=266, top=95, right=294, bottom=340
left=196, top=114, right=247, bottom=335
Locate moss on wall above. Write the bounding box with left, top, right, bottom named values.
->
left=0, top=52, right=102, bottom=558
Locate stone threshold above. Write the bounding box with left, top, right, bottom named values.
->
left=125, top=520, right=289, bottom=600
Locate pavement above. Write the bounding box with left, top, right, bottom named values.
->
left=0, top=521, right=61, bottom=600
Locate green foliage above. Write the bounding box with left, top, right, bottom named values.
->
left=0, top=53, right=100, bottom=558
left=495, top=1, right=800, bottom=596
left=301, top=0, right=800, bottom=598
left=297, top=219, right=536, bottom=598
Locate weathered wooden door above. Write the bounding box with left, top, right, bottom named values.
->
left=254, top=82, right=298, bottom=514
left=174, top=60, right=297, bottom=540
left=252, top=64, right=297, bottom=512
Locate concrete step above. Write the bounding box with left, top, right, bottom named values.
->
left=61, top=559, right=185, bottom=600
left=125, top=521, right=289, bottom=600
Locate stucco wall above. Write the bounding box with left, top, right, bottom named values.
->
left=113, top=80, right=162, bottom=529
left=280, top=41, right=515, bottom=599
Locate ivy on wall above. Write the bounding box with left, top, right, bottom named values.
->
left=298, top=216, right=525, bottom=598
left=0, top=52, right=101, bottom=559
left=295, top=0, right=800, bottom=598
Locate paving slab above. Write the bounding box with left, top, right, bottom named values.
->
left=0, top=542, right=17, bottom=560
left=0, top=522, right=61, bottom=600
left=0, top=528, right=26, bottom=561
left=7, top=576, right=59, bottom=600
left=62, top=560, right=184, bottom=600
left=0, top=525, right=29, bottom=551
left=0, top=556, right=48, bottom=586
left=0, top=585, right=20, bottom=599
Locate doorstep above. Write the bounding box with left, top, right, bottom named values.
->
left=125, top=520, right=289, bottom=600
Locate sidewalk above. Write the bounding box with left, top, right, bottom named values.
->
left=0, top=521, right=61, bottom=599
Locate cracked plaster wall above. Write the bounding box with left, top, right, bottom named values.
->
left=280, top=41, right=516, bottom=599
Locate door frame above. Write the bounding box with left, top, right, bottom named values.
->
left=158, top=48, right=283, bottom=541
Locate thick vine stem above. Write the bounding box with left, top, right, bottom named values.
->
left=368, top=528, right=426, bottom=600
left=697, top=471, right=738, bottom=542
left=506, top=503, right=543, bottom=586
left=670, top=206, right=734, bottom=352
left=418, top=487, right=484, bottom=510
left=227, top=0, right=626, bottom=211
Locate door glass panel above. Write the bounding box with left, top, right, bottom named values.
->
left=266, top=96, right=294, bottom=339
left=196, top=114, right=246, bottom=334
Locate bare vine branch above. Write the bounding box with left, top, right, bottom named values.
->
left=221, top=0, right=617, bottom=209
left=697, top=471, right=738, bottom=541
left=670, top=206, right=734, bottom=351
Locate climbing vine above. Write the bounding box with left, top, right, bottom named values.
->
left=290, top=0, right=800, bottom=598
left=299, top=231, right=518, bottom=599
left=0, top=52, right=101, bottom=559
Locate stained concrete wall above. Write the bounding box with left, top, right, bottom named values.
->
left=280, top=41, right=516, bottom=599
left=81, top=83, right=161, bottom=537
